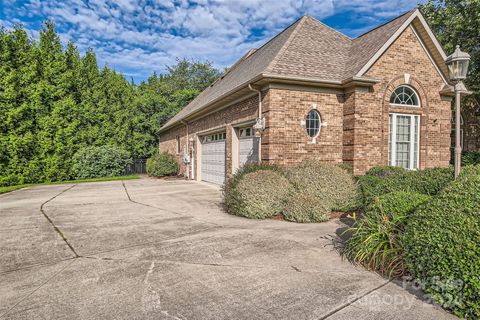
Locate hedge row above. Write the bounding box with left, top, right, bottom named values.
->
left=347, top=164, right=480, bottom=318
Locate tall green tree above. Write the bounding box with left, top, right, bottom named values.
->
left=0, top=22, right=219, bottom=186
left=420, top=0, right=480, bottom=100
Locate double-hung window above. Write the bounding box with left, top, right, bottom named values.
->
left=388, top=113, right=420, bottom=170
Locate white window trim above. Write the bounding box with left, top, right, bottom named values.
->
left=306, top=109, right=322, bottom=142
left=389, top=113, right=420, bottom=170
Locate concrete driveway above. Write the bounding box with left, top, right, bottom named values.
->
left=0, top=178, right=457, bottom=320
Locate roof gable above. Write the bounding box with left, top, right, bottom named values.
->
left=344, top=10, right=415, bottom=78
left=353, top=9, right=448, bottom=81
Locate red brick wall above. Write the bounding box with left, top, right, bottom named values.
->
left=352, top=25, right=452, bottom=174
left=265, top=88, right=344, bottom=167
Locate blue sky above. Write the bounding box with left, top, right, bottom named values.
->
left=0, top=0, right=426, bottom=83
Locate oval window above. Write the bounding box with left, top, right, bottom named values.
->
left=306, top=110, right=321, bottom=138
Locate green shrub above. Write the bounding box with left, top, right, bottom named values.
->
left=460, top=164, right=480, bottom=178
left=146, top=152, right=179, bottom=177
left=226, top=170, right=293, bottom=219
left=403, top=175, right=480, bottom=319
left=284, top=193, right=331, bottom=223
left=358, top=167, right=454, bottom=209
left=366, top=165, right=406, bottom=178
left=286, top=160, right=358, bottom=211
left=223, top=163, right=282, bottom=214
left=462, top=151, right=480, bottom=166
left=0, top=174, right=23, bottom=187
left=344, top=191, right=429, bottom=278
left=71, top=146, right=132, bottom=179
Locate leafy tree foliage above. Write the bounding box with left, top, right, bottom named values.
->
left=0, top=22, right=220, bottom=186
left=420, top=0, right=480, bottom=100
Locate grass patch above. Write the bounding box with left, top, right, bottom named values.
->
left=0, top=175, right=139, bottom=194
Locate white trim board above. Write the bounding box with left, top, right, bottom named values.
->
left=409, top=25, right=449, bottom=85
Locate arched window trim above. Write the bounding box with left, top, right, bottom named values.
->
left=389, top=85, right=421, bottom=108
left=306, top=109, right=322, bottom=140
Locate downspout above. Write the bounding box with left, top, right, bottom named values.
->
left=248, top=84, right=262, bottom=163
left=181, top=121, right=190, bottom=179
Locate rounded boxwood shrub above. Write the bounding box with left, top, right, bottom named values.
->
left=344, top=191, right=429, bottom=277
left=146, top=152, right=179, bottom=177
left=286, top=160, right=358, bottom=211
left=403, top=175, right=480, bottom=318
left=225, top=169, right=293, bottom=219
left=72, top=146, right=132, bottom=179
left=223, top=163, right=282, bottom=214
left=284, top=193, right=330, bottom=223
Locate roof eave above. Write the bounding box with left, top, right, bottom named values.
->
left=158, top=74, right=382, bottom=134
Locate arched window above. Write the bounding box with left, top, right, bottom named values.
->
left=389, top=85, right=420, bottom=107
left=306, top=109, right=321, bottom=138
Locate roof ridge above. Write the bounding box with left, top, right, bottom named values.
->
left=265, top=15, right=309, bottom=73
left=354, top=9, right=416, bottom=40
left=304, top=14, right=352, bottom=41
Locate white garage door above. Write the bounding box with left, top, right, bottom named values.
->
left=201, top=132, right=226, bottom=185
left=239, top=127, right=259, bottom=167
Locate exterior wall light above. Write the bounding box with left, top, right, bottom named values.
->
left=253, top=117, right=265, bottom=137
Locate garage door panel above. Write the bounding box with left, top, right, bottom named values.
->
left=239, top=137, right=259, bottom=167
left=201, top=135, right=226, bottom=185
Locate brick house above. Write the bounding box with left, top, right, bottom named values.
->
left=158, top=9, right=456, bottom=184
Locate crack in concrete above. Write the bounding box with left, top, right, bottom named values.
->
left=0, top=259, right=76, bottom=319
left=121, top=181, right=222, bottom=227
left=39, top=185, right=80, bottom=258
left=0, top=257, right=77, bottom=275
left=317, top=280, right=392, bottom=320
left=81, top=226, right=218, bottom=257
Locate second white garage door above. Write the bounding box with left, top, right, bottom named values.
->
left=239, top=127, right=259, bottom=167
left=201, top=132, right=226, bottom=185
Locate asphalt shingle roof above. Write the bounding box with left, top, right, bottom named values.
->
left=161, top=10, right=416, bottom=131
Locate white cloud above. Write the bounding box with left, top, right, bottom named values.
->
left=2, top=0, right=424, bottom=82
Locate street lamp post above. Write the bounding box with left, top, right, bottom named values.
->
left=445, top=45, right=470, bottom=179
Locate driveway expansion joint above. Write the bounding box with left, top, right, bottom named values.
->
left=39, top=184, right=80, bottom=258
left=317, top=280, right=392, bottom=320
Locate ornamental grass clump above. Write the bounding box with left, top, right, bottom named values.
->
left=286, top=160, right=358, bottom=212
left=225, top=169, right=293, bottom=219
left=403, top=174, right=480, bottom=319
left=283, top=193, right=330, bottom=223
left=344, top=191, right=429, bottom=278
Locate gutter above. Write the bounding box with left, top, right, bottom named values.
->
left=248, top=84, right=263, bottom=163
left=181, top=120, right=190, bottom=179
